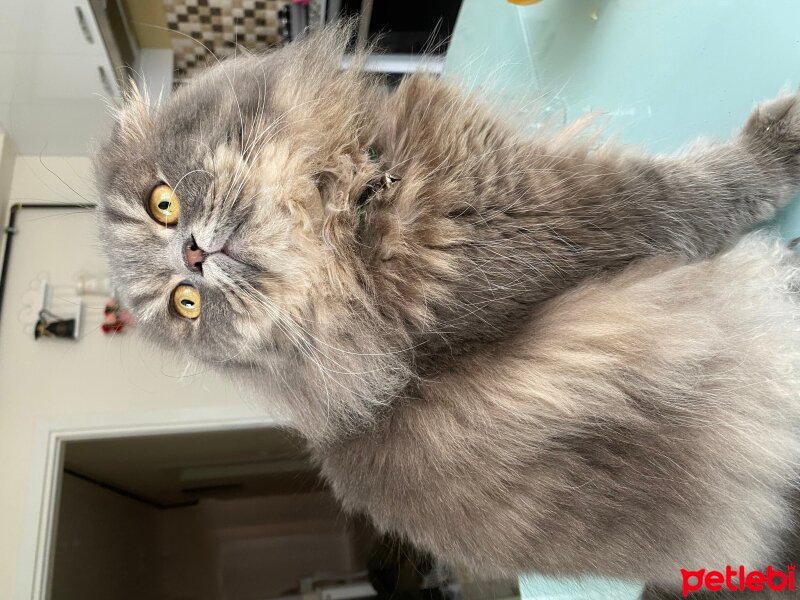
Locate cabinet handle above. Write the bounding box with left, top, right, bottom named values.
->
left=98, top=66, right=114, bottom=96
left=75, top=6, right=95, bottom=45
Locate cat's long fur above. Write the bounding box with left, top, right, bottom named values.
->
left=95, top=27, right=800, bottom=590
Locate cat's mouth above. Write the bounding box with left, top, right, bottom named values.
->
left=217, top=243, right=257, bottom=270
left=195, top=237, right=257, bottom=272
left=206, top=223, right=260, bottom=271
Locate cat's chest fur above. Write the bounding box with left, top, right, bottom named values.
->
left=310, top=356, right=680, bottom=580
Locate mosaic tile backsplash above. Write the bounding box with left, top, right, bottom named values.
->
left=164, top=0, right=289, bottom=81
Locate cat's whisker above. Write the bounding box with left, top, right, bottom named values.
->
left=234, top=279, right=389, bottom=390
left=245, top=279, right=420, bottom=359
left=14, top=209, right=96, bottom=223
left=27, top=155, right=94, bottom=205
left=234, top=290, right=348, bottom=428
left=132, top=21, right=222, bottom=66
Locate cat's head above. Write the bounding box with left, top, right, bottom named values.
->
left=94, top=29, right=386, bottom=367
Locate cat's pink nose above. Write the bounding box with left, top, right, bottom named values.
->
left=185, top=238, right=205, bottom=273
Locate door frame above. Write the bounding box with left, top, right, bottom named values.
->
left=17, top=407, right=283, bottom=599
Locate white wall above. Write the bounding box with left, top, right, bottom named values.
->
left=135, top=48, right=175, bottom=104
left=0, top=156, right=274, bottom=598
left=50, top=473, right=160, bottom=600
left=0, top=132, right=16, bottom=232
left=155, top=493, right=359, bottom=600
left=50, top=476, right=361, bottom=600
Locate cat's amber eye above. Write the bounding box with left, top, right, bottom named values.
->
left=172, top=284, right=201, bottom=319
left=148, top=184, right=180, bottom=226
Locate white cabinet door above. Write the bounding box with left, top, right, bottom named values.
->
left=0, top=0, right=121, bottom=153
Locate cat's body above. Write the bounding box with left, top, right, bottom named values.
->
left=95, top=28, right=800, bottom=591
left=324, top=235, right=800, bottom=585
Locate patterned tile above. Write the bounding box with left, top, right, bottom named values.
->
left=164, top=0, right=291, bottom=83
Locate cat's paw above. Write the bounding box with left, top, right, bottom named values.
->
left=741, top=91, right=800, bottom=183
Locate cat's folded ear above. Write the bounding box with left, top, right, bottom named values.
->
left=110, top=79, right=153, bottom=145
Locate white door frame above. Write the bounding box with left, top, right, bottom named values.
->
left=16, top=407, right=284, bottom=600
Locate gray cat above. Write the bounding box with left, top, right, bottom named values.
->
left=95, top=27, right=800, bottom=593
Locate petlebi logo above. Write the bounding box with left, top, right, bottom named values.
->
left=681, top=565, right=796, bottom=596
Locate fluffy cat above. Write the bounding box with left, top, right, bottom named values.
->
left=95, top=28, right=800, bottom=591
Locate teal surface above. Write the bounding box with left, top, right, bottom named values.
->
left=444, top=1, right=800, bottom=598
left=445, top=0, right=800, bottom=240
left=519, top=573, right=643, bottom=600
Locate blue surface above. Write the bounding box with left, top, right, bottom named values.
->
left=444, top=2, right=800, bottom=598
